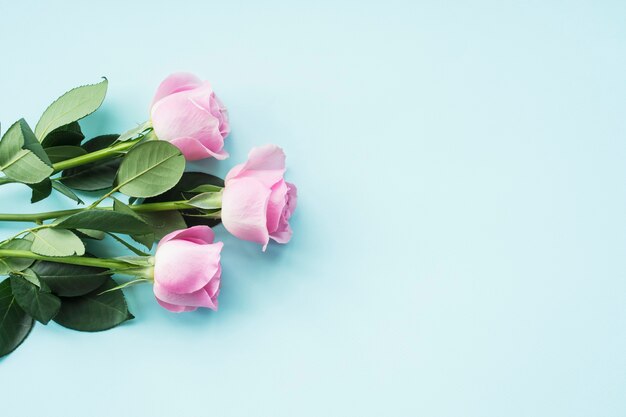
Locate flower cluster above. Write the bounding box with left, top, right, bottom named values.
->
left=0, top=73, right=297, bottom=357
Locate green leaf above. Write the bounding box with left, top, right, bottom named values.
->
left=41, top=122, right=84, bottom=148
left=30, top=259, right=110, bottom=297
left=28, top=178, right=52, bottom=203
left=139, top=210, right=188, bottom=240
left=117, top=121, right=151, bottom=142
left=53, top=278, right=133, bottom=332
left=34, top=78, right=108, bottom=140
left=30, top=228, right=85, bottom=257
left=0, top=239, right=35, bottom=275
left=0, top=119, right=53, bottom=184
left=187, top=184, right=223, bottom=193
left=44, top=145, right=87, bottom=163
left=51, top=180, right=84, bottom=204
left=54, top=210, right=152, bottom=235
left=81, top=134, right=120, bottom=152
left=116, top=141, right=185, bottom=198
left=60, top=159, right=120, bottom=191
left=0, top=279, right=34, bottom=357
left=112, top=198, right=155, bottom=248
left=60, top=134, right=121, bottom=191
left=146, top=172, right=225, bottom=228
left=187, top=191, right=222, bottom=210
left=75, top=229, right=105, bottom=240
left=10, top=273, right=61, bottom=324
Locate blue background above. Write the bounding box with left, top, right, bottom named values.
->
left=0, top=1, right=624, bottom=416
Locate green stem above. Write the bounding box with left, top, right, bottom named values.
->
left=0, top=249, right=132, bottom=270
left=51, top=137, right=141, bottom=172
left=0, top=200, right=204, bottom=223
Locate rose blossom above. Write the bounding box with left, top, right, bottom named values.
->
left=153, top=226, right=223, bottom=312
left=221, top=144, right=298, bottom=250
left=150, top=72, right=230, bottom=161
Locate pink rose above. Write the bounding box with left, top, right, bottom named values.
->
left=150, top=72, right=230, bottom=161
left=221, top=145, right=298, bottom=250
left=153, top=226, right=223, bottom=312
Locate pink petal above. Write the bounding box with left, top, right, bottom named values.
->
left=158, top=225, right=214, bottom=248
left=204, top=265, right=222, bottom=299
left=225, top=145, right=286, bottom=188
left=266, top=180, right=288, bottom=234
left=151, top=72, right=203, bottom=107
left=170, top=136, right=229, bottom=161
left=154, top=282, right=217, bottom=310
left=151, top=82, right=223, bottom=145
left=155, top=240, right=223, bottom=293
left=221, top=177, right=271, bottom=247
left=156, top=299, right=197, bottom=313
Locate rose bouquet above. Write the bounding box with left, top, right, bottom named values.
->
left=0, top=73, right=297, bottom=357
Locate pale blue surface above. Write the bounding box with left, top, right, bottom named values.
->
left=0, top=1, right=624, bottom=416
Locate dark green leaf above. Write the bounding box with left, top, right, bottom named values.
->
left=41, top=122, right=84, bottom=148
left=45, top=145, right=87, bottom=163
left=53, top=278, right=133, bottom=332
left=80, top=134, right=119, bottom=152
left=60, top=158, right=121, bottom=191
left=146, top=172, right=225, bottom=228
left=31, top=259, right=110, bottom=297
left=59, top=134, right=121, bottom=191
left=35, top=78, right=108, bottom=140
left=10, top=273, right=61, bottom=324
left=28, top=178, right=52, bottom=203
left=0, top=279, right=34, bottom=357
left=51, top=180, right=84, bottom=204
left=112, top=198, right=155, bottom=249
left=139, top=210, right=187, bottom=240
left=116, top=141, right=185, bottom=198
left=54, top=210, right=152, bottom=235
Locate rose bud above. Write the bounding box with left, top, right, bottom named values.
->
left=153, top=226, right=223, bottom=312
left=150, top=72, right=230, bottom=161
left=221, top=144, right=298, bottom=250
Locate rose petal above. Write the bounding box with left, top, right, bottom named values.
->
left=155, top=240, right=223, bottom=293
left=266, top=180, right=288, bottom=234
left=154, top=282, right=216, bottom=310
left=156, top=299, right=197, bottom=313
left=151, top=72, right=203, bottom=107
left=158, top=225, right=215, bottom=248
left=221, top=177, right=271, bottom=247
left=225, top=145, right=286, bottom=187
left=170, top=136, right=229, bottom=161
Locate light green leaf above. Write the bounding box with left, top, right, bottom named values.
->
left=0, top=119, right=53, bottom=184
left=35, top=78, right=108, bottom=140
left=187, top=191, right=223, bottom=210
left=188, top=184, right=223, bottom=193
left=0, top=279, right=34, bottom=358
left=30, top=228, right=85, bottom=257
left=116, top=141, right=185, bottom=198
left=0, top=239, right=35, bottom=275
left=10, top=273, right=61, bottom=325
left=117, top=121, right=151, bottom=142
left=75, top=229, right=105, bottom=240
